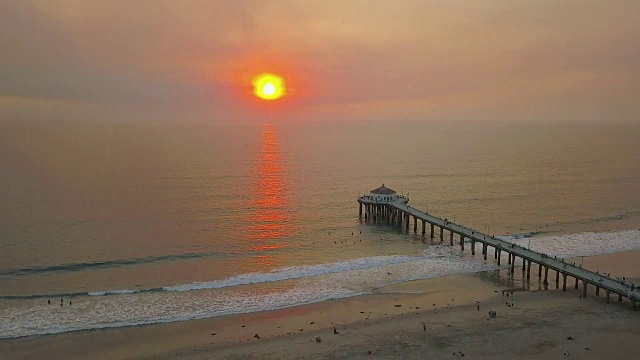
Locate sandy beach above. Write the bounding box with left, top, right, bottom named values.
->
left=2, top=248, right=639, bottom=360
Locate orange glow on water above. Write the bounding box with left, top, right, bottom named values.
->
left=246, top=125, right=296, bottom=270
left=249, top=244, right=286, bottom=252
left=250, top=255, right=276, bottom=267
left=254, top=127, right=288, bottom=212
left=253, top=73, right=286, bottom=101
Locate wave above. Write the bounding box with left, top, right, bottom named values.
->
left=0, top=255, right=425, bottom=300
left=583, top=210, right=640, bottom=224
left=88, top=289, right=146, bottom=296
left=546, top=209, right=640, bottom=229
left=0, top=288, right=166, bottom=300
left=163, top=255, right=421, bottom=292
left=0, top=251, right=235, bottom=277
left=0, top=291, right=90, bottom=300
left=495, top=231, right=543, bottom=241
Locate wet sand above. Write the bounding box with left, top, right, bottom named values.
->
left=2, top=250, right=639, bottom=360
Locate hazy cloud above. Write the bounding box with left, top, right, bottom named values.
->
left=1, top=0, right=638, bottom=123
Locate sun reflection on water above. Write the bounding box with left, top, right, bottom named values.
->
left=247, top=125, right=294, bottom=266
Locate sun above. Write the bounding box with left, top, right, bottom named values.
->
left=253, top=73, right=286, bottom=100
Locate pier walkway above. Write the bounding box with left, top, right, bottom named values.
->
left=358, top=195, right=639, bottom=309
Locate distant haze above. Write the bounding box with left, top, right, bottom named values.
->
left=1, top=0, right=639, bottom=123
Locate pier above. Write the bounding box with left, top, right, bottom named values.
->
left=358, top=185, right=639, bottom=309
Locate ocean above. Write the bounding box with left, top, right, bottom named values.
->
left=1, top=120, right=639, bottom=339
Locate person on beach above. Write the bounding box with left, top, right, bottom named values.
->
left=48, top=299, right=50, bottom=305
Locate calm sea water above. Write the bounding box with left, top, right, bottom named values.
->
left=1, top=120, right=639, bottom=338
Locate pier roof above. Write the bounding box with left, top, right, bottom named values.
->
left=370, top=184, right=396, bottom=195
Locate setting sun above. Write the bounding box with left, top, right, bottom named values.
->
left=253, top=73, right=286, bottom=101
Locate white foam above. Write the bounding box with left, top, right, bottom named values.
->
left=496, top=233, right=533, bottom=241
left=162, top=255, right=420, bottom=292
left=88, top=289, right=142, bottom=296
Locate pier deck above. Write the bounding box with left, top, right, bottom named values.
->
left=358, top=196, right=639, bottom=308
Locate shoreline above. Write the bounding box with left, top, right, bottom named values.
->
left=3, top=242, right=635, bottom=343
left=2, top=248, right=639, bottom=359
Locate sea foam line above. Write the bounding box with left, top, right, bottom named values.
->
left=0, top=254, right=437, bottom=300
left=0, top=251, right=235, bottom=277
left=162, top=255, right=421, bottom=292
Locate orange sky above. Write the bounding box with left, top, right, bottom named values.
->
left=1, top=0, right=639, bottom=123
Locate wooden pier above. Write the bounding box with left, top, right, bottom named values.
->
left=358, top=188, right=639, bottom=309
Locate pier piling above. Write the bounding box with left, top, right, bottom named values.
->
left=405, top=213, right=409, bottom=232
